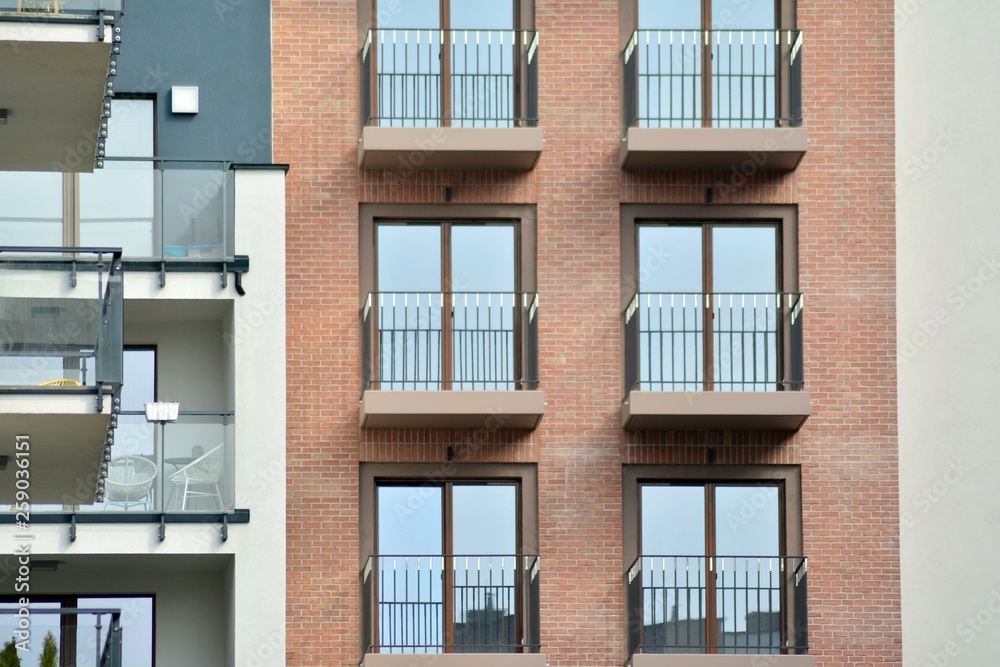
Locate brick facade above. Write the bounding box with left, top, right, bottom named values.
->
left=274, top=0, right=899, bottom=664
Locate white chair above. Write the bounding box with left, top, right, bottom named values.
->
left=167, top=444, right=225, bottom=510
left=105, top=456, right=158, bottom=511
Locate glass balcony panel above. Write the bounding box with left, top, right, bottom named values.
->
left=0, top=411, right=235, bottom=514
left=161, top=164, right=229, bottom=260
left=79, top=162, right=157, bottom=256
left=0, top=172, right=63, bottom=247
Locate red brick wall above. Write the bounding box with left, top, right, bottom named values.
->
left=274, top=0, right=899, bottom=664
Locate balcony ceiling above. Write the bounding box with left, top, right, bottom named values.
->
left=0, top=20, right=112, bottom=172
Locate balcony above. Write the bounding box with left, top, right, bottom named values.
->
left=0, top=410, right=234, bottom=513
left=622, top=292, right=809, bottom=431
left=0, top=606, right=123, bottom=667
left=359, top=28, right=543, bottom=170
left=361, top=554, right=543, bottom=667
left=626, top=556, right=812, bottom=667
left=360, top=292, right=544, bottom=429
left=0, top=0, right=123, bottom=172
left=0, top=247, right=123, bottom=503
left=0, top=158, right=237, bottom=271
left=621, top=29, right=807, bottom=171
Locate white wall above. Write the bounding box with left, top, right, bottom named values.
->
left=898, top=1, right=1000, bottom=665
left=0, top=167, right=287, bottom=666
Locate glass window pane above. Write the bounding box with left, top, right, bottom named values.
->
left=452, top=484, right=516, bottom=554
left=639, top=225, right=702, bottom=293
left=0, top=601, right=61, bottom=663
left=450, top=226, right=516, bottom=389
left=0, top=172, right=64, bottom=246
left=451, top=0, right=512, bottom=29
left=451, top=484, right=518, bottom=652
left=640, top=485, right=708, bottom=653
left=377, top=225, right=442, bottom=292
left=639, top=0, right=701, bottom=28
left=78, top=597, right=154, bottom=667
left=383, top=0, right=438, bottom=29
left=711, top=226, right=777, bottom=293
left=120, top=348, right=155, bottom=411
left=641, top=485, right=705, bottom=555
left=713, top=486, right=782, bottom=653
left=377, top=485, right=444, bottom=653
left=711, top=227, right=778, bottom=391
left=378, top=485, right=443, bottom=555
left=451, top=225, right=515, bottom=292
left=638, top=226, right=704, bottom=390
left=712, top=0, right=774, bottom=29
left=714, top=485, right=779, bottom=556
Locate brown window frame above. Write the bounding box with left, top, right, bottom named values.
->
left=361, top=0, right=536, bottom=127
left=360, top=463, right=539, bottom=655
left=620, top=204, right=799, bottom=393
left=360, top=204, right=537, bottom=391
left=619, top=0, right=798, bottom=128
left=623, top=464, right=803, bottom=655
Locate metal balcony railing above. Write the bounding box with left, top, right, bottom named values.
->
left=0, top=607, right=122, bottom=667
left=362, top=554, right=541, bottom=656
left=626, top=555, right=808, bottom=657
left=624, top=29, right=802, bottom=129
left=0, top=158, right=235, bottom=262
left=624, top=292, right=803, bottom=394
left=0, top=247, right=123, bottom=407
left=362, top=292, right=539, bottom=392
left=362, top=28, right=539, bottom=128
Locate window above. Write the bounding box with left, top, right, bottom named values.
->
left=624, top=466, right=806, bottom=657
left=0, top=595, right=154, bottom=667
left=374, top=222, right=521, bottom=390
left=361, top=464, right=540, bottom=655
left=361, top=205, right=538, bottom=394
left=366, top=0, right=536, bottom=127
left=626, top=0, right=800, bottom=128
left=622, top=205, right=802, bottom=395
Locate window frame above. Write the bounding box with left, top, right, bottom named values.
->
left=360, top=204, right=537, bottom=393
left=621, top=205, right=799, bottom=395
left=361, top=204, right=537, bottom=299
left=623, top=465, right=803, bottom=655
left=360, top=463, right=539, bottom=654
left=620, top=0, right=798, bottom=129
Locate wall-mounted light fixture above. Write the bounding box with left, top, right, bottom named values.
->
left=171, top=86, right=199, bottom=114
left=0, top=109, right=8, bottom=125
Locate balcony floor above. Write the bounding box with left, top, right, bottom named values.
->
left=630, top=655, right=814, bottom=667
left=360, top=389, right=545, bottom=429
left=620, top=127, right=808, bottom=171
left=622, top=391, right=811, bottom=431
left=359, top=126, right=544, bottom=170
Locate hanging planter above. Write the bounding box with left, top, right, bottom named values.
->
left=144, top=402, right=180, bottom=422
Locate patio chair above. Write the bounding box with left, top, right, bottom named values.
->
left=105, top=456, right=158, bottom=510
left=39, top=378, right=81, bottom=387
left=167, top=444, right=225, bottom=510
